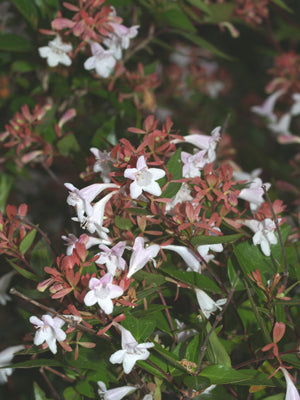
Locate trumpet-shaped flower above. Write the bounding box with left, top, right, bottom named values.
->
left=84, top=273, right=123, bottom=314
left=128, top=237, right=160, bottom=278
left=232, top=168, right=262, bottom=182
left=90, top=148, right=112, bottom=182
left=38, top=35, right=72, bottom=67
left=65, top=182, right=118, bottom=222
left=61, top=233, right=104, bottom=256
left=181, top=150, right=207, bottom=178
left=243, top=218, right=277, bottom=256
left=195, top=288, right=227, bottom=319
left=291, top=93, right=300, bottom=116
left=161, top=244, right=202, bottom=273
left=103, top=23, right=139, bottom=60
left=29, top=314, right=66, bottom=354
left=238, top=178, right=270, bottom=212
left=0, top=271, right=15, bottom=305
left=109, top=326, right=154, bottom=374
left=197, top=227, right=224, bottom=257
left=124, top=156, right=165, bottom=199
left=251, top=89, right=285, bottom=122
left=281, top=367, right=300, bottom=400
left=97, top=381, right=136, bottom=400
left=268, top=113, right=292, bottom=136
left=165, top=183, right=193, bottom=213
left=84, top=42, right=116, bottom=78
left=96, top=242, right=126, bottom=276
left=0, top=345, right=25, bottom=384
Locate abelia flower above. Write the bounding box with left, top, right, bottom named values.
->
left=65, top=182, right=118, bottom=222
left=280, top=367, right=300, bottom=400
left=197, top=226, right=223, bottom=257
left=243, top=218, right=277, bottom=256
left=84, top=273, right=123, bottom=314
left=232, top=167, right=262, bottom=182
left=61, top=233, right=103, bottom=255
left=0, top=271, right=15, bottom=305
left=181, top=150, right=207, bottom=178
left=195, top=288, right=227, bottom=319
left=128, top=237, right=160, bottom=278
left=238, top=178, right=270, bottom=212
left=290, top=93, right=300, bottom=116
left=165, top=182, right=193, bottom=213
left=175, top=319, right=197, bottom=343
left=38, top=35, right=72, bottom=67
left=96, top=242, right=126, bottom=276
left=161, top=244, right=201, bottom=273
left=90, top=148, right=112, bottom=182
left=124, top=156, right=165, bottom=199
left=0, top=345, right=25, bottom=384
left=84, top=42, right=116, bottom=78
left=268, top=113, right=292, bottom=136
left=109, top=326, right=154, bottom=374
left=103, top=23, right=139, bottom=60
left=251, top=89, right=285, bottom=122
left=97, top=381, right=136, bottom=400
left=29, top=314, right=66, bottom=354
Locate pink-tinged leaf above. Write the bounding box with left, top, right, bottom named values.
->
left=78, top=342, right=96, bottom=348
left=128, top=127, right=146, bottom=134
left=59, top=341, right=72, bottom=352
left=18, top=204, right=28, bottom=217
left=52, top=287, right=73, bottom=299
left=39, top=29, right=57, bottom=36
left=273, top=322, right=285, bottom=343
left=51, top=18, right=75, bottom=30
left=62, top=2, right=80, bottom=11
left=21, top=151, right=43, bottom=164
left=58, top=108, right=76, bottom=128
left=37, top=278, right=54, bottom=292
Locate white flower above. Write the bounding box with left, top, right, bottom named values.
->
left=38, top=35, right=72, bottom=67
left=61, top=233, right=104, bottom=255
left=181, top=150, right=207, bottom=178
left=281, top=367, right=300, bottom=400
left=128, top=237, right=160, bottom=278
left=161, top=244, right=202, bottom=273
left=195, top=288, right=226, bottom=319
left=232, top=168, right=262, bottom=182
left=175, top=319, right=197, bottom=343
left=97, top=381, right=136, bottom=400
left=238, top=177, right=270, bottom=212
left=84, top=42, right=116, bottom=78
left=291, top=93, right=300, bottom=116
left=0, top=271, right=15, bottom=305
left=268, top=113, right=292, bottom=136
left=96, top=242, right=126, bottom=276
left=0, top=345, right=24, bottom=384
left=29, top=314, right=66, bottom=354
left=124, top=156, right=165, bottom=199
left=84, top=273, right=123, bottom=314
left=251, top=89, right=285, bottom=122
left=109, top=326, right=154, bottom=374
left=197, top=227, right=223, bottom=257
left=243, top=218, right=277, bottom=256
left=90, top=148, right=112, bottom=182
left=165, top=183, right=193, bottom=213
left=104, top=23, right=139, bottom=60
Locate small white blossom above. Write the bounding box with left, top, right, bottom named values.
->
left=181, top=150, right=207, bottom=178
left=281, top=367, right=300, bottom=400
left=84, top=42, right=116, bottom=78
left=109, top=326, right=154, bottom=374
left=124, top=156, right=165, bottom=199
left=251, top=89, right=285, bottom=122
left=268, top=113, right=292, bottom=136
left=103, top=23, right=139, bottom=60
left=38, top=35, right=72, bottom=67
left=165, top=183, right=193, bottom=213
left=0, top=345, right=24, bottom=384
left=29, top=314, right=66, bottom=354
left=161, top=244, right=202, bottom=273
left=128, top=237, right=160, bottom=278
left=232, top=168, right=262, bottom=182
left=96, top=242, right=126, bottom=276
left=197, top=227, right=223, bottom=257
left=238, top=177, right=270, bottom=212
left=97, top=381, right=136, bottom=400
left=290, top=93, right=300, bottom=116
left=175, top=319, right=197, bottom=343
left=84, top=273, right=123, bottom=314
left=243, top=218, right=277, bottom=256
left=195, top=288, right=226, bottom=319
left=90, top=148, right=112, bottom=182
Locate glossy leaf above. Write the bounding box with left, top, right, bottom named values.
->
left=114, top=216, right=134, bottom=230
left=0, top=33, right=32, bottom=52
left=191, top=233, right=243, bottom=247
left=206, top=322, right=231, bottom=367
left=11, top=0, right=38, bottom=28
left=33, top=382, right=52, bottom=400
left=20, top=229, right=37, bottom=255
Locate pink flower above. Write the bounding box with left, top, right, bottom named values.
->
left=128, top=237, right=160, bottom=278
left=84, top=42, right=116, bottom=78
left=84, top=273, right=123, bottom=314
left=29, top=314, right=66, bottom=354
left=96, top=242, right=126, bottom=276
left=124, top=156, right=165, bottom=199
left=251, top=89, right=285, bottom=122
left=109, top=326, right=154, bottom=374
left=238, top=178, right=270, bottom=212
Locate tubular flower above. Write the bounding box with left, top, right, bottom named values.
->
left=0, top=271, right=15, bottom=305
left=109, top=326, right=154, bottom=374
left=96, top=242, right=126, bottom=276
left=84, top=42, right=116, bottom=78
left=38, top=35, right=72, bottom=67
left=128, top=237, right=160, bottom=278
left=29, top=314, right=66, bottom=354
left=195, top=288, right=227, bottom=319
left=97, top=381, right=136, bottom=400
left=84, top=273, right=123, bottom=314
left=251, top=89, right=285, bottom=122
left=238, top=178, right=270, bottom=212
left=124, top=156, right=165, bottom=199
left=0, top=345, right=25, bottom=384
left=243, top=218, right=277, bottom=256
left=161, top=244, right=201, bottom=273
left=280, top=367, right=300, bottom=400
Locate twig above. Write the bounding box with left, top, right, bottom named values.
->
left=262, top=185, right=288, bottom=289
left=145, top=359, right=173, bottom=382
left=10, top=287, right=110, bottom=339
left=194, top=272, right=240, bottom=375
left=43, top=366, right=75, bottom=383
left=158, top=289, right=175, bottom=338
left=40, top=367, right=60, bottom=400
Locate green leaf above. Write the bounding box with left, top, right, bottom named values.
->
left=206, top=322, right=231, bottom=367
left=186, top=0, right=210, bottom=14
left=12, top=61, right=37, bottom=72
left=161, top=265, right=222, bottom=293
left=9, top=359, right=64, bottom=368
left=184, top=375, right=211, bottom=391
left=186, top=334, right=201, bottom=364
left=75, top=380, right=95, bottom=398
left=0, top=33, right=32, bottom=52
left=204, top=3, right=236, bottom=23
left=20, top=229, right=37, bottom=255
left=57, top=134, right=80, bottom=156
left=63, top=387, right=81, bottom=400
left=0, top=174, right=14, bottom=213
left=200, top=365, right=280, bottom=386
left=114, top=216, right=134, bottom=230
left=6, top=259, right=39, bottom=281
left=122, top=313, right=156, bottom=342
left=270, top=0, right=293, bottom=13
left=30, top=238, right=53, bottom=276
left=11, top=0, right=38, bottom=28
left=171, top=30, right=233, bottom=60
left=191, top=233, right=243, bottom=247
left=126, top=207, right=150, bottom=215
left=163, top=5, right=197, bottom=32
left=33, top=382, right=52, bottom=400
left=161, top=149, right=182, bottom=198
